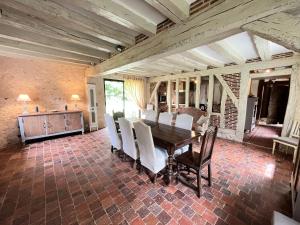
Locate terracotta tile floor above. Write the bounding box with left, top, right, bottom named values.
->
left=0, top=129, right=293, bottom=225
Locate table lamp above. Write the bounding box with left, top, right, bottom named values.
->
left=17, top=94, right=31, bottom=114
left=71, top=94, right=80, bottom=110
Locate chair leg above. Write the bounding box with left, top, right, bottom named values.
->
left=111, top=145, right=114, bottom=153
left=151, top=173, right=157, bottom=184
left=132, top=160, right=136, bottom=169
left=293, top=147, right=297, bottom=163
left=208, top=164, right=212, bottom=187
left=197, top=170, right=202, bottom=198
left=272, top=141, right=276, bottom=155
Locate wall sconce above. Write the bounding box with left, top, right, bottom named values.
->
left=17, top=94, right=31, bottom=114
left=71, top=94, right=80, bottom=110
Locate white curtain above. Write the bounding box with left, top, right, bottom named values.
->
left=124, top=76, right=146, bottom=110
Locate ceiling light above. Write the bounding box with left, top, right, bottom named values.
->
left=265, top=69, right=271, bottom=73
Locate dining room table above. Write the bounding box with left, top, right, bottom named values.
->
left=116, top=118, right=202, bottom=185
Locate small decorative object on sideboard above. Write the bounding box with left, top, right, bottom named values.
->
left=17, top=94, right=31, bottom=114
left=71, top=94, right=80, bottom=110
left=65, top=104, right=68, bottom=111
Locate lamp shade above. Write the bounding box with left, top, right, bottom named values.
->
left=17, top=94, right=31, bottom=102
left=71, top=94, right=80, bottom=101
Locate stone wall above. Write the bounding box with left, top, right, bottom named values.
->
left=0, top=56, right=89, bottom=150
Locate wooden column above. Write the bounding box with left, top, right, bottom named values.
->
left=220, top=88, right=227, bottom=128
left=207, top=75, right=214, bottom=114
left=167, top=79, right=172, bottom=113
left=236, top=68, right=251, bottom=141
left=282, top=64, right=299, bottom=136
left=195, top=76, right=201, bottom=109
left=175, top=78, right=179, bottom=109
left=185, top=77, right=190, bottom=107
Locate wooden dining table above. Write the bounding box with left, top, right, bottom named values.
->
left=117, top=118, right=202, bottom=185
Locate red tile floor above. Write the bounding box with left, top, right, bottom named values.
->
left=0, top=129, right=293, bottom=225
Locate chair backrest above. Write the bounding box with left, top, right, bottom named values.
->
left=158, top=112, right=173, bottom=126
left=290, top=121, right=300, bottom=138
left=144, top=110, right=157, bottom=122
left=118, top=118, right=138, bottom=160
left=133, top=121, right=156, bottom=170
left=104, top=113, right=121, bottom=149
left=146, top=104, right=154, bottom=110
left=175, top=113, right=193, bottom=130
left=199, top=126, right=218, bottom=165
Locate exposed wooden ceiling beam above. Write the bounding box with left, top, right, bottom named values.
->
left=53, top=0, right=157, bottom=36
left=0, top=23, right=109, bottom=59
left=0, top=46, right=92, bottom=65
left=2, top=0, right=135, bottom=46
left=145, top=0, right=190, bottom=23
left=251, top=35, right=272, bottom=61
left=208, top=42, right=246, bottom=64
left=0, top=5, right=122, bottom=53
left=184, top=50, right=223, bottom=67
left=163, top=56, right=199, bottom=71
left=242, top=12, right=300, bottom=52
left=0, top=37, right=100, bottom=64
left=93, top=0, right=300, bottom=75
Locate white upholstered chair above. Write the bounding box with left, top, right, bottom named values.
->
left=273, top=120, right=300, bottom=163
left=175, top=114, right=194, bottom=155
left=118, top=118, right=139, bottom=163
left=104, top=113, right=122, bottom=152
left=146, top=104, right=154, bottom=110
left=133, top=121, right=168, bottom=183
left=175, top=114, right=194, bottom=130
left=158, top=112, right=173, bottom=126
left=144, top=110, right=157, bottom=122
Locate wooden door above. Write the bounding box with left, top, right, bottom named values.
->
left=22, top=115, right=46, bottom=138
left=46, top=114, right=66, bottom=134
left=65, top=113, right=82, bottom=131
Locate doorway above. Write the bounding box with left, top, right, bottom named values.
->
left=87, top=84, right=98, bottom=131
left=243, top=78, right=290, bottom=148
left=104, top=79, right=125, bottom=116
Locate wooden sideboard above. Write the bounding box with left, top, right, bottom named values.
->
left=18, top=111, right=84, bottom=143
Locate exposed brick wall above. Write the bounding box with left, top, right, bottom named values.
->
left=0, top=56, right=89, bottom=150
left=157, top=19, right=175, bottom=34
left=222, top=73, right=241, bottom=99
left=225, top=97, right=238, bottom=130
left=190, top=0, right=224, bottom=15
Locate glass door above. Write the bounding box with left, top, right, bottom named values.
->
left=104, top=79, right=124, bottom=117
left=87, top=84, right=98, bottom=131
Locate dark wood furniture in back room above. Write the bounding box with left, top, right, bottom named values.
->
left=18, top=111, right=84, bottom=143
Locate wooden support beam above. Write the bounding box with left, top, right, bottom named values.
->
left=208, top=42, right=245, bottom=64
left=195, top=76, right=201, bottom=109
left=0, top=6, right=118, bottom=53
left=3, top=0, right=135, bottom=46
left=207, top=75, right=214, bottom=114
left=145, top=0, right=190, bottom=23
left=236, top=68, right=251, bottom=141
left=149, top=81, right=162, bottom=103
left=175, top=78, right=179, bottom=109
left=0, top=45, right=91, bottom=65
left=54, top=0, right=157, bottom=36
left=251, top=36, right=272, bottom=61
left=220, top=88, right=227, bottom=128
left=186, top=50, right=224, bottom=67
left=250, top=68, right=292, bottom=80
left=215, top=74, right=239, bottom=108
left=167, top=80, right=172, bottom=113
left=0, top=23, right=109, bottom=59
left=185, top=77, right=190, bottom=107
left=94, top=0, right=300, bottom=75
left=282, top=64, right=299, bottom=136
left=243, top=12, right=300, bottom=53
left=0, top=37, right=100, bottom=64
left=149, top=56, right=299, bottom=83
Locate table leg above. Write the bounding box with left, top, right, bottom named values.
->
left=188, top=143, right=193, bottom=152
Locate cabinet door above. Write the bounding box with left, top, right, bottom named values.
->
left=22, top=116, right=46, bottom=138
left=47, top=114, right=66, bottom=134
left=65, top=113, right=82, bottom=131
